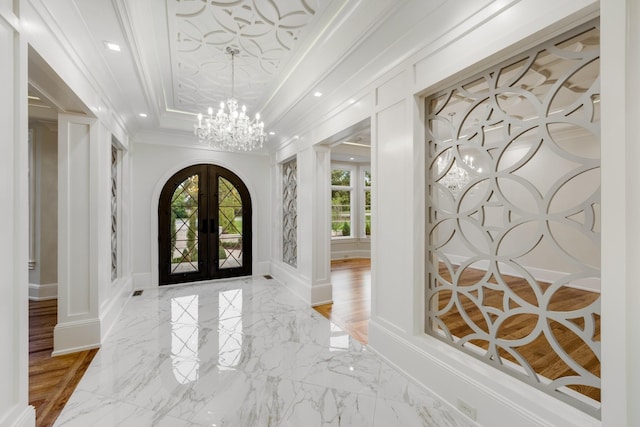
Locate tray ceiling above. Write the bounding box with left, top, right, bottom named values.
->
left=26, top=0, right=443, bottom=146
left=169, top=0, right=327, bottom=115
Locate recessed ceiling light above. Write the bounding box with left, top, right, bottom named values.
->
left=349, top=157, right=355, bottom=161
left=314, top=91, right=323, bottom=97
left=139, top=113, right=148, bottom=118
left=269, top=131, right=275, bottom=135
left=103, top=41, right=121, bottom=52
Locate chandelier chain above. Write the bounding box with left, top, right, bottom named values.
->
left=229, top=46, right=236, bottom=99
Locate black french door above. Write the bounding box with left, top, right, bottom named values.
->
left=158, top=164, right=252, bottom=285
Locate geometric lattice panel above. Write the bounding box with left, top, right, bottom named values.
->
left=171, top=0, right=325, bottom=113
left=425, top=21, right=601, bottom=417
left=110, top=144, right=118, bottom=282
left=282, top=157, right=297, bottom=267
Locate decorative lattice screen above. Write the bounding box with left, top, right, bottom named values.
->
left=111, top=144, right=118, bottom=281
left=282, top=158, right=298, bottom=267
left=425, top=22, right=601, bottom=417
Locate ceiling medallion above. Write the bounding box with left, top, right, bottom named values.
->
left=194, top=47, right=266, bottom=151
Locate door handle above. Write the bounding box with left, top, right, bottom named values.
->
left=199, top=218, right=216, bottom=234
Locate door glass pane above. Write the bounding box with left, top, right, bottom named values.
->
left=219, top=177, right=243, bottom=269
left=170, top=174, right=199, bottom=274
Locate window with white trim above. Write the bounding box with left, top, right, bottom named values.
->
left=363, top=168, right=371, bottom=237
left=331, top=164, right=371, bottom=239
left=331, top=166, right=353, bottom=238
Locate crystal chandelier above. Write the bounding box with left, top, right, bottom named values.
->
left=438, top=154, right=482, bottom=195
left=194, top=47, right=266, bottom=151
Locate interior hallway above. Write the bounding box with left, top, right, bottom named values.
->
left=53, top=276, right=472, bottom=426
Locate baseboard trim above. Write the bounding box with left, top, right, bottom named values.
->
left=310, top=281, right=333, bottom=306
left=256, top=261, right=271, bottom=276
left=270, top=261, right=312, bottom=304
left=368, top=319, right=599, bottom=427
left=28, top=282, right=57, bottom=300
left=53, top=318, right=101, bottom=356
left=331, top=250, right=371, bottom=260
left=100, top=276, right=133, bottom=341
left=3, top=404, right=35, bottom=427
left=270, top=262, right=334, bottom=306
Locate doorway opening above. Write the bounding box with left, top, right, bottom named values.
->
left=314, top=119, right=372, bottom=343
left=27, top=45, right=98, bottom=426
left=158, top=164, right=252, bottom=285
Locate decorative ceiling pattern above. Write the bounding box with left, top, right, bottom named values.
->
left=171, top=0, right=323, bottom=114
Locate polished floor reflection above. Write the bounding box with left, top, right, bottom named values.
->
left=54, top=276, right=473, bottom=427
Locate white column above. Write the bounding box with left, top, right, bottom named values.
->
left=0, top=3, right=34, bottom=426
left=311, top=146, right=332, bottom=304
left=54, top=114, right=101, bottom=355
left=601, top=1, right=640, bottom=426
left=369, top=69, right=414, bottom=333
left=95, top=123, right=113, bottom=315
left=296, top=145, right=332, bottom=305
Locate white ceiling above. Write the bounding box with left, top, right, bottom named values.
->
left=27, top=0, right=363, bottom=142
left=26, top=0, right=450, bottom=150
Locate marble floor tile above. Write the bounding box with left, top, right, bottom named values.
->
left=280, top=382, right=376, bottom=427
left=55, top=276, right=473, bottom=427
left=300, top=343, right=382, bottom=397
left=54, top=389, right=198, bottom=427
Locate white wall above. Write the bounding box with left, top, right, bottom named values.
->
left=273, top=0, right=611, bottom=426
left=369, top=2, right=602, bottom=424
left=0, top=2, right=34, bottom=426
left=600, top=1, right=640, bottom=426
left=130, top=140, right=272, bottom=288
left=28, top=121, right=58, bottom=300
left=23, top=0, right=134, bottom=356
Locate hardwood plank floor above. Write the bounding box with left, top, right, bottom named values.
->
left=314, top=258, right=600, bottom=402
left=314, top=258, right=371, bottom=344
left=434, top=263, right=600, bottom=402
left=29, top=299, right=98, bottom=427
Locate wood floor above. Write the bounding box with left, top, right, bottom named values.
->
left=314, top=258, right=371, bottom=344
left=435, top=263, right=600, bottom=402
left=29, top=299, right=98, bottom=427
left=314, top=258, right=600, bottom=402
